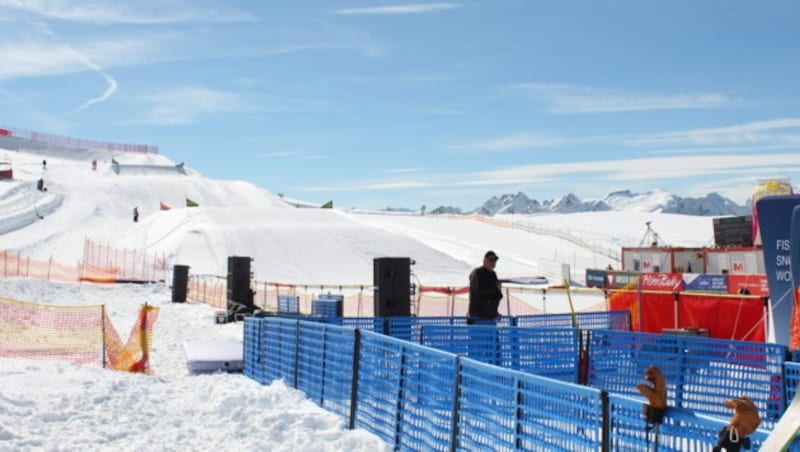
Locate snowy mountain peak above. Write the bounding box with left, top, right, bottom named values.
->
left=467, top=189, right=748, bottom=217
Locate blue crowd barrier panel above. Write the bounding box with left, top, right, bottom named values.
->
left=296, top=321, right=357, bottom=419
left=243, top=317, right=261, bottom=380
left=258, top=317, right=300, bottom=384
left=420, top=325, right=581, bottom=382
left=588, top=329, right=787, bottom=427
left=515, top=310, right=631, bottom=331
left=311, top=294, right=343, bottom=317
left=456, top=358, right=604, bottom=450
left=793, top=350, right=800, bottom=362
left=277, top=294, right=300, bottom=314
left=787, top=362, right=800, bottom=403
left=607, top=394, right=770, bottom=451
left=355, top=331, right=457, bottom=451
left=386, top=316, right=468, bottom=343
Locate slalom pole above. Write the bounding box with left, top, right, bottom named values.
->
left=564, top=278, right=578, bottom=329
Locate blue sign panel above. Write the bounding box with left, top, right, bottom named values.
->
left=586, top=269, right=607, bottom=288
left=756, top=195, right=800, bottom=346
left=682, top=273, right=728, bottom=292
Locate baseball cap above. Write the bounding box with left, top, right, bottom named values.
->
left=484, top=250, right=499, bottom=261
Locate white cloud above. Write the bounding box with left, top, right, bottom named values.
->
left=510, top=83, right=730, bottom=113
left=132, top=86, right=259, bottom=126
left=0, top=0, right=256, bottom=24
left=332, top=3, right=460, bottom=15
left=383, top=168, right=419, bottom=174
left=0, top=34, right=172, bottom=80
left=450, top=133, right=569, bottom=152
left=634, top=118, right=800, bottom=146
left=308, top=153, right=800, bottom=193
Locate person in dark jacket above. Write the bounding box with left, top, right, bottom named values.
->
left=468, top=250, right=503, bottom=324
left=133, top=207, right=139, bottom=223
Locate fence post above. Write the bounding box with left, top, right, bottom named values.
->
left=449, top=355, right=462, bottom=451
left=601, top=390, right=610, bottom=452
left=514, top=377, right=522, bottom=449
left=394, top=345, right=407, bottom=449
left=101, top=304, right=107, bottom=369
left=293, top=321, right=301, bottom=389
left=348, top=328, right=362, bottom=430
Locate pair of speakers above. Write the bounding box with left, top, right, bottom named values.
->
left=373, top=257, right=411, bottom=317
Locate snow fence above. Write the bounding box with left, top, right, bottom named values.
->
left=244, top=314, right=800, bottom=450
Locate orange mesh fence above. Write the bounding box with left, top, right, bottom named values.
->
left=0, top=297, right=158, bottom=372
left=83, top=239, right=167, bottom=283
left=0, top=296, right=104, bottom=365
left=189, top=274, right=608, bottom=318
left=103, top=304, right=160, bottom=373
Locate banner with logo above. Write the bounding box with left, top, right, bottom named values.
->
left=683, top=273, right=728, bottom=292
left=606, top=271, right=639, bottom=289
left=585, top=269, right=606, bottom=288
left=727, top=274, right=770, bottom=297
left=640, top=273, right=683, bottom=292
left=791, top=205, right=800, bottom=349
left=756, top=195, right=800, bottom=346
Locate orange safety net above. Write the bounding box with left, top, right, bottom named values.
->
left=104, top=304, right=160, bottom=373
left=792, top=288, right=800, bottom=350
left=0, top=296, right=104, bottom=365
left=0, top=297, right=159, bottom=372
left=82, top=239, right=167, bottom=283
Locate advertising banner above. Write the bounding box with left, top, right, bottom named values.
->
left=683, top=273, right=728, bottom=292
left=756, top=195, right=800, bottom=346
left=585, top=269, right=606, bottom=288
left=727, top=274, right=770, bottom=297
left=640, top=272, right=683, bottom=292
left=790, top=205, right=800, bottom=349
left=606, top=271, right=639, bottom=289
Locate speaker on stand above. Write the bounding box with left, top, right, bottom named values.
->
left=227, top=256, right=254, bottom=321
left=172, top=265, right=189, bottom=303
left=373, top=257, right=412, bottom=317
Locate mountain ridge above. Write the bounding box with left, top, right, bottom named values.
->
left=428, top=189, right=751, bottom=217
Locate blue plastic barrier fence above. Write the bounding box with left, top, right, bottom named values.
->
left=607, top=394, right=769, bottom=451
left=515, top=309, right=631, bottom=331
left=588, top=329, right=787, bottom=426
left=256, top=317, right=299, bottom=385
left=277, top=294, right=299, bottom=314
left=457, top=358, right=604, bottom=450
left=296, top=321, right=357, bottom=419
left=787, top=362, right=800, bottom=403
left=311, top=294, right=343, bottom=317
left=419, top=325, right=580, bottom=382
left=243, top=317, right=261, bottom=377
left=355, top=331, right=457, bottom=451
left=386, top=316, right=468, bottom=342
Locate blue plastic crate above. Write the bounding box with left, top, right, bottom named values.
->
left=277, top=294, right=300, bottom=314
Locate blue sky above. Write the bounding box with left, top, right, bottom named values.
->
left=1, top=1, right=799, bottom=210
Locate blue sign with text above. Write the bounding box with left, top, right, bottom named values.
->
left=756, top=195, right=800, bottom=346
left=683, top=273, right=728, bottom=292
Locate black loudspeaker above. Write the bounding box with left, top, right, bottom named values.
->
left=172, top=265, right=189, bottom=302
left=373, top=257, right=411, bottom=317
left=227, top=256, right=254, bottom=320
